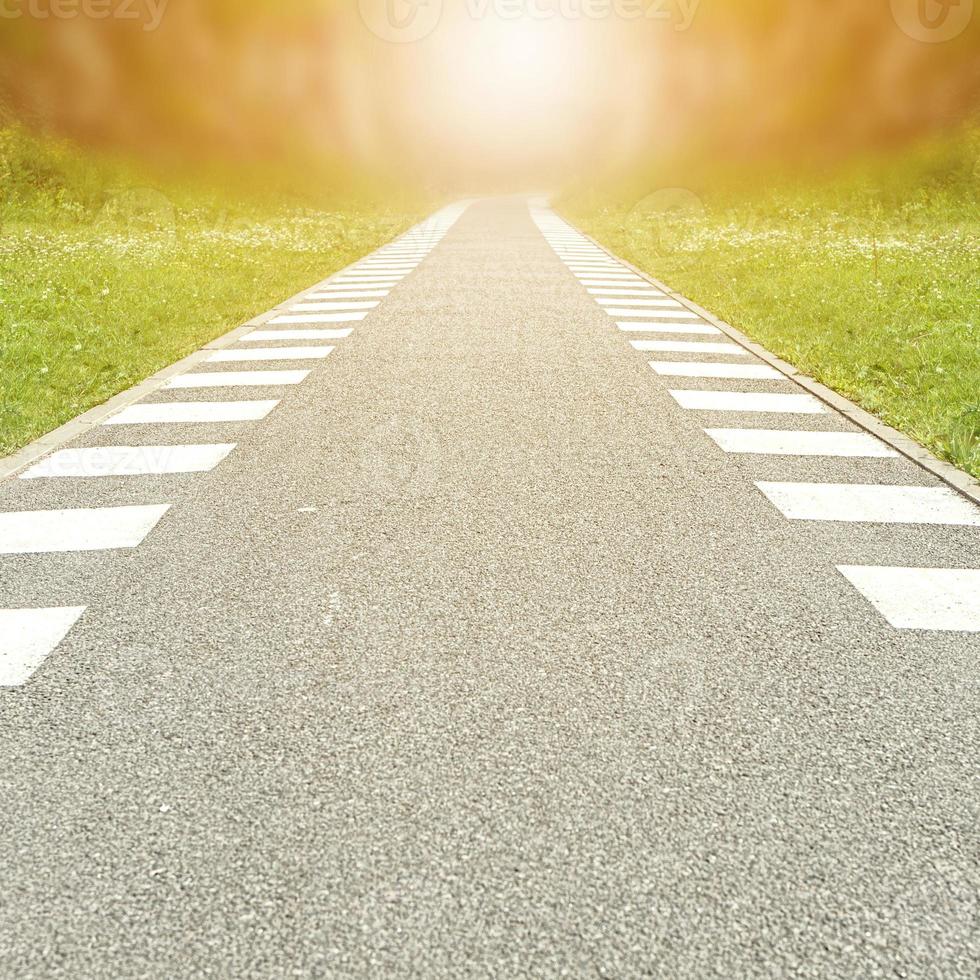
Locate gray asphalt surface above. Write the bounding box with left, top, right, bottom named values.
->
left=0, top=197, right=977, bottom=979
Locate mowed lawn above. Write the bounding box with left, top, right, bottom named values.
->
left=562, top=130, right=980, bottom=479
left=0, top=127, right=424, bottom=456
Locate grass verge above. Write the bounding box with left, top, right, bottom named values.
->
left=0, top=126, right=427, bottom=456
left=561, top=128, right=980, bottom=479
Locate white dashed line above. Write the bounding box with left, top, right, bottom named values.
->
left=244, top=329, right=352, bottom=342
left=705, top=429, right=899, bottom=457
left=650, top=362, right=784, bottom=379
left=0, top=504, right=170, bottom=554
left=354, top=267, right=415, bottom=273
left=289, top=301, right=378, bottom=313
left=332, top=272, right=405, bottom=286
left=605, top=308, right=700, bottom=319
left=165, top=370, right=309, bottom=389
left=105, top=401, right=279, bottom=425
left=20, top=445, right=236, bottom=479
left=207, top=347, right=334, bottom=362
left=669, top=391, right=826, bottom=414
left=837, top=566, right=980, bottom=632
left=587, top=288, right=665, bottom=297
left=598, top=298, right=682, bottom=308
left=756, top=482, right=980, bottom=526
left=339, top=271, right=409, bottom=277
left=618, top=322, right=721, bottom=335
left=0, top=607, right=86, bottom=687
left=306, top=291, right=388, bottom=299
left=579, top=275, right=646, bottom=282
left=269, top=313, right=367, bottom=324
left=327, top=279, right=400, bottom=287
left=630, top=340, right=747, bottom=355
left=332, top=273, right=404, bottom=280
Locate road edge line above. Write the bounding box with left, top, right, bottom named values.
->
left=562, top=217, right=980, bottom=509
left=0, top=224, right=428, bottom=484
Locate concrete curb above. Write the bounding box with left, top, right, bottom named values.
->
left=0, top=265, right=370, bottom=484
left=567, top=219, right=980, bottom=509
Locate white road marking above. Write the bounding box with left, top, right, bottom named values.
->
left=579, top=278, right=646, bottom=286
left=20, top=444, right=236, bottom=479
left=837, top=566, right=980, bottom=632
left=605, top=308, right=699, bottom=319
left=587, top=288, right=664, bottom=297
left=329, top=275, right=401, bottom=281
left=333, top=272, right=404, bottom=278
left=756, top=482, right=980, bottom=525
left=573, top=268, right=635, bottom=274
left=244, top=329, right=352, bottom=341
left=598, top=298, right=681, bottom=309
left=289, top=301, right=378, bottom=312
left=165, top=370, right=309, bottom=389
left=207, top=346, right=334, bottom=362
left=618, top=322, right=721, bottom=335
left=630, top=340, right=748, bottom=355
left=0, top=504, right=170, bottom=554
left=333, top=273, right=406, bottom=279
left=306, top=291, right=388, bottom=299
left=353, top=262, right=416, bottom=268
left=650, top=362, right=783, bottom=379
left=669, top=390, right=826, bottom=413
left=705, top=429, right=899, bottom=457
left=326, top=282, right=399, bottom=290
left=105, top=401, right=279, bottom=425
left=269, top=312, right=367, bottom=324
left=0, top=607, right=86, bottom=687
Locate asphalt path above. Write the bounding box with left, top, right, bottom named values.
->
left=0, top=197, right=977, bottom=978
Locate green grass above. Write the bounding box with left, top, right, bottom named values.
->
left=0, top=126, right=427, bottom=456
left=561, top=129, right=980, bottom=479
